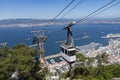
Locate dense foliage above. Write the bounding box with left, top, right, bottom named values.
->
left=62, top=53, right=120, bottom=80
left=0, top=44, right=48, bottom=80
left=0, top=46, right=120, bottom=80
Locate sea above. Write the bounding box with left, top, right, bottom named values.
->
left=0, top=24, right=120, bottom=56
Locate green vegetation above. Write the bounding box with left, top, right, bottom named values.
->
left=97, top=52, right=109, bottom=66
left=0, top=44, right=48, bottom=80
left=76, top=52, right=86, bottom=62
left=62, top=53, right=120, bottom=80
left=0, top=46, right=120, bottom=80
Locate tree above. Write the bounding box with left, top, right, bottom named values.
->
left=0, top=46, right=9, bottom=57
left=0, top=44, right=46, bottom=80
left=76, top=52, right=86, bottom=62
left=97, top=52, right=109, bottom=66
left=112, top=64, right=120, bottom=77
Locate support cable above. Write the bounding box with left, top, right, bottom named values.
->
left=41, top=0, right=76, bottom=31
left=88, top=1, right=120, bottom=20
left=47, top=0, right=118, bottom=38
left=62, top=0, right=84, bottom=17
left=76, top=0, right=116, bottom=24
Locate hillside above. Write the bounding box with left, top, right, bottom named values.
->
left=0, top=18, right=120, bottom=27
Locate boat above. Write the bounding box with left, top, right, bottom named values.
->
left=82, top=33, right=89, bottom=39
left=50, top=59, right=55, bottom=64
left=106, top=33, right=120, bottom=38
left=101, top=33, right=120, bottom=38
left=25, top=37, right=31, bottom=40
left=82, top=35, right=89, bottom=39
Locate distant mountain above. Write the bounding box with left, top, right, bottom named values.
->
left=0, top=18, right=71, bottom=27
left=0, top=18, right=120, bottom=27
left=0, top=18, right=74, bottom=24
left=0, top=19, right=51, bottom=25
left=86, top=18, right=120, bottom=24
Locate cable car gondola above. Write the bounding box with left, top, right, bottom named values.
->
left=60, top=45, right=76, bottom=62
left=60, top=22, right=76, bottom=63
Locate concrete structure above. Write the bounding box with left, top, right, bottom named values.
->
left=45, top=53, right=61, bottom=59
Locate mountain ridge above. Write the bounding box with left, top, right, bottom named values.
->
left=0, top=18, right=120, bottom=27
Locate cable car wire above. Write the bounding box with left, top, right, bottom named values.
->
left=62, top=0, right=84, bottom=17
left=49, top=0, right=116, bottom=35
left=41, top=0, right=76, bottom=31
left=47, top=0, right=118, bottom=38
left=31, top=0, right=118, bottom=42
left=43, top=0, right=84, bottom=38
left=88, top=1, right=120, bottom=20
left=75, top=0, right=116, bottom=24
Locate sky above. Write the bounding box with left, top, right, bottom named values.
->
left=0, top=0, right=120, bottom=20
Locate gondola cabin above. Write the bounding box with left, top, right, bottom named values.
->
left=60, top=45, right=76, bottom=62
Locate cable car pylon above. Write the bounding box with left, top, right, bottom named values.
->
left=32, top=30, right=47, bottom=67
